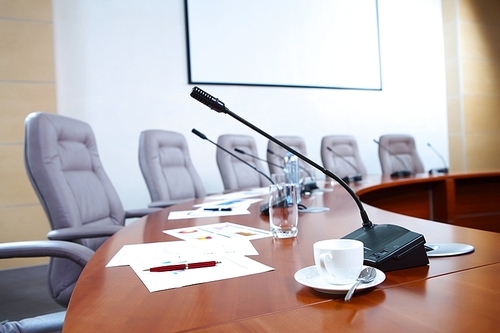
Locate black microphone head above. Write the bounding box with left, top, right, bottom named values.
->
left=373, top=139, right=379, bottom=144
left=326, top=146, right=333, bottom=152
left=191, top=128, right=207, bottom=140
left=190, top=86, right=227, bottom=113
left=234, top=148, right=245, bottom=154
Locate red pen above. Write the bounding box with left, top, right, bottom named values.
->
left=143, top=260, right=221, bottom=272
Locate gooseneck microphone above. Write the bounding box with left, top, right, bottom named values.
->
left=233, top=147, right=308, bottom=214
left=267, top=149, right=314, bottom=179
left=191, top=87, right=371, bottom=227
left=240, top=148, right=318, bottom=193
left=190, top=87, right=429, bottom=272
left=235, top=148, right=283, bottom=170
left=427, top=143, right=449, bottom=174
left=326, top=147, right=363, bottom=183
left=266, top=149, right=284, bottom=167
left=373, top=139, right=412, bottom=178
left=191, top=128, right=274, bottom=185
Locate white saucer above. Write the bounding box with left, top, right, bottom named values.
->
left=294, top=265, right=386, bottom=295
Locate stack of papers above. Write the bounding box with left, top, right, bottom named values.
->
left=167, top=198, right=263, bottom=220
left=106, top=224, right=274, bottom=292
left=164, top=222, right=272, bottom=241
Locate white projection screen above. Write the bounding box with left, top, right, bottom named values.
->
left=185, top=0, right=382, bottom=90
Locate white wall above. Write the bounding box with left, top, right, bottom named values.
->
left=52, top=0, right=447, bottom=210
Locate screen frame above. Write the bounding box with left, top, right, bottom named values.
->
left=184, top=0, right=383, bottom=91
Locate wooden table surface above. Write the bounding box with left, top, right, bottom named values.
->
left=63, top=174, right=500, bottom=332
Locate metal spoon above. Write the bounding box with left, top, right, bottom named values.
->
left=344, top=266, right=377, bottom=301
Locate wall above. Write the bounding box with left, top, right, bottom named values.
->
left=443, top=0, right=500, bottom=171
left=52, top=0, right=449, bottom=211
left=0, top=0, right=55, bottom=269
left=8, top=0, right=485, bottom=270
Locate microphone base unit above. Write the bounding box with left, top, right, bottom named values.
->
left=302, top=177, right=319, bottom=193
left=342, top=224, right=429, bottom=272
left=190, top=87, right=429, bottom=272
left=342, top=174, right=363, bottom=183
left=428, top=168, right=449, bottom=175
left=390, top=170, right=413, bottom=178
left=260, top=179, right=318, bottom=215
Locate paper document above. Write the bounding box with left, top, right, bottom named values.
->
left=167, top=198, right=263, bottom=220
left=106, top=238, right=259, bottom=267
left=193, top=198, right=262, bottom=208
left=203, top=188, right=269, bottom=201
left=131, top=255, right=274, bottom=292
left=167, top=206, right=251, bottom=220
left=164, top=222, right=272, bottom=241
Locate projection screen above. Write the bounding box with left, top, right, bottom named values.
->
left=185, top=0, right=381, bottom=90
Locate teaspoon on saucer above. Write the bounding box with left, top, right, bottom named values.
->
left=344, top=266, right=377, bottom=301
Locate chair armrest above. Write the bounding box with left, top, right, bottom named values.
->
left=0, top=240, right=94, bottom=267
left=147, top=199, right=190, bottom=208
left=125, top=208, right=162, bottom=218
left=1, top=310, right=66, bottom=333
left=46, top=225, right=123, bottom=242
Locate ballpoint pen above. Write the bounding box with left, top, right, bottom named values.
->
left=143, top=260, right=221, bottom=272
left=203, top=207, right=232, bottom=211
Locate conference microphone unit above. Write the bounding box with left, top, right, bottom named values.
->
left=234, top=148, right=283, bottom=171
left=373, top=139, right=413, bottom=178
left=325, top=147, right=363, bottom=183
left=231, top=148, right=307, bottom=215
left=191, top=129, right=293, bottom=215
left=267, top=149, right=319, bottom=192
left=190, top=86, right=428, bottom=272
left=427, top=142, right=449, bottom=175
left=191, top=128, right=274, bottom=185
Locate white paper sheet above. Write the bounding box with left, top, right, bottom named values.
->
left=164, top=222, right=272, bottom=241
left=167, top=205, right=251, bottom=220
left=201, top=188, right=269, bottom=201
left=193, top=198, right=262, bottom=208
left=130, top=255, right=274, bottom=292
left=106, top=239, right=260, bottom=267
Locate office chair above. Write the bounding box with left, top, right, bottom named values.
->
left=266, top=136, right=315, bottom=179
left=0, top=240, right=93, bottom=333
left=24, top=112, right=157, bottom=307
left=321, top=135, right=367, bottom=181
left=216, top=134, right=271, bottom=190
left=378, top=134, right=425, bottom=175
left=139, top=130, right=206, bottom=208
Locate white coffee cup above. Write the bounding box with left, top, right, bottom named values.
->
left=313, top=239, right=364, bottom=285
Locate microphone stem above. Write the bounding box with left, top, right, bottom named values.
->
left=375, top=139, right=411, bottom=172
left=238, top=149, right=283, bottom=169
left=222, top=108, right=372, bottom=229
left=327, top=147, right=361, bottom=175
left=269, top=149, right=312, bottom=177
left=427, top=143, right=447, bottom=169
left=203, top=135, right=274, bottom=185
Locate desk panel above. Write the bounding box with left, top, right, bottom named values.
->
left=63, top=174, right=500, bottom=332
left=358, top=172, right=500, bottom=233
left=191, top=263, right=500, bottom=332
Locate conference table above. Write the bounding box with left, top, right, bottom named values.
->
left=63, top=172, right=500, bottom=332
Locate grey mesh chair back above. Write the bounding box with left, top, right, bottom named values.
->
left=378, top=134, right=425, bottom=174
left=266, top=136, right=314, bottom=178
left=139, top=130, right=206, bottom=207
left=24, top=112, right=126, bottom=306
left=321, top=135, right=367, bottom=179
left=216, top=134, right=270, bottom=190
